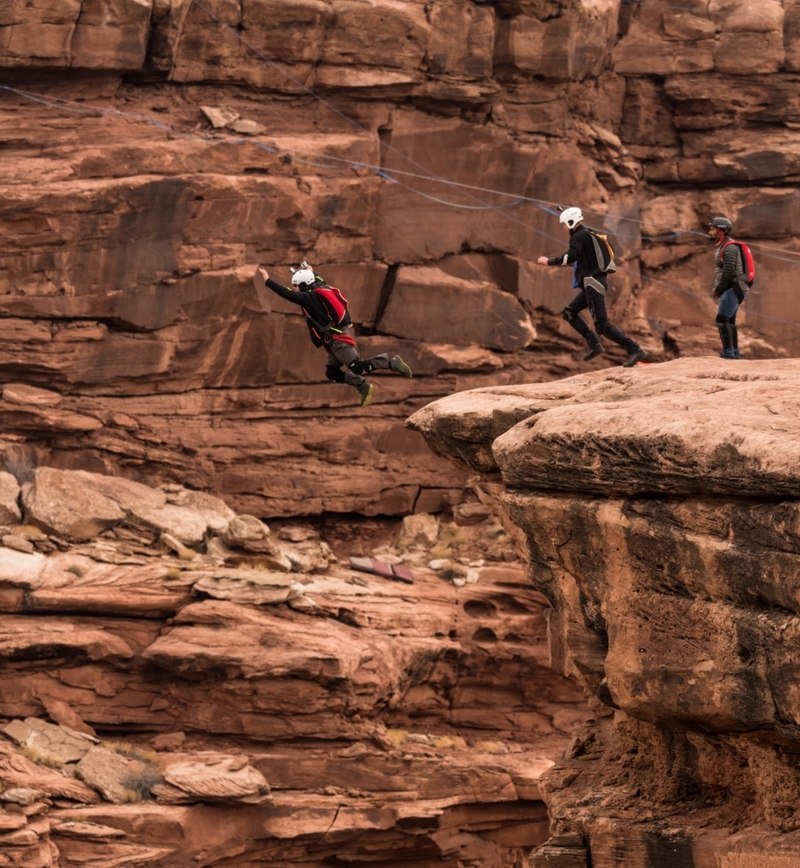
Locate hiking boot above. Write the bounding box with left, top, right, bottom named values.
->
left=390, top=355, right=413, bottom=378
left=720, top=349, right=737, bottom=359
left=623, top=347, right=647, bottom=368
left=359, top=383, right=375, bottom=408
left=582, top=344, right=605, bottom=362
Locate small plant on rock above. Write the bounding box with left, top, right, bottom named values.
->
left=476, top=740, right=505, bottom=754
left=430, top=734, right=467, bottom=750
left=99, top=742, right=158, bottom=764
left=19, top=746, right=63, bottom=769
left=100, top=740, right=134, bottom=755
left=122, top=788, right=142, bottom=804
left=386, top=729, right=408, bottom=746
left=122, top=764, right=163, bottom=802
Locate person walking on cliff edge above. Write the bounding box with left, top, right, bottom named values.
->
left=254, top=263, right=412, bottom=408
left=708, top=216, right=751, bottom=360
left=537, top=207, right=646, bottom=367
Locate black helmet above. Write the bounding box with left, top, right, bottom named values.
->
left=708, top=216, right=733, bottom=234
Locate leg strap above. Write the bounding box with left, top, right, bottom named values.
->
left=348, top=359, right=374, bottom=375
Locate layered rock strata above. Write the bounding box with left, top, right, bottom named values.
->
left=408, top=358, right=800, bottom=866
left=2, top=1, right=800, bottom=515
left=0, top=465, right=587, bottom=866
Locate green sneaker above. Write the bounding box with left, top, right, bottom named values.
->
left=359, top=383, right=375, bottom=408
left=390, top=355, right=412, bottom=378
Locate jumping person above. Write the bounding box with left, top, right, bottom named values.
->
left=708, top=216, right=748, bottom=360
left=537, top=207, right=646, bottom=367
left=254, top=263, right=412, bottom=408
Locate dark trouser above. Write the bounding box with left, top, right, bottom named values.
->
left=562, top=278, right=640, bottom=354
left=716, top=288, right=743, bottom=356
left=325, top=340, right=390, bottom=390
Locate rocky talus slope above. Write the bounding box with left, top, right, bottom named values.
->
left=0, top=465, right=587, bottom=867
left=409, top=357, right=800, bottom=867
left=2, top=0, right=800, bottom=515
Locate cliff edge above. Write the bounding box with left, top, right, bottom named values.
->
left=408, top=357, right=800, bottom=866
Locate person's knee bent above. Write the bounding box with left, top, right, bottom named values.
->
left=562, top=307, right=578, bottom=323
left=348, top=359, right=374, bottom=376
left=594, top=319, right=612, bottom=336
left=326, top=365, right=346, bottom=383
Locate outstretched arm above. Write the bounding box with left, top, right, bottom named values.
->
left=254, top=267, right=309, bottom=307
left=253, top=267, right=269, bottom=296
left=537, top=244, right=579, bottom=267
left=538, top=232, right=582, bottom=267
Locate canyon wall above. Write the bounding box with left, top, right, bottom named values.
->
left=0, top=466, right=587, bottom=866
left=1, top=0, right=800, bottom=517
left=409, top=357, right=800, bottom=867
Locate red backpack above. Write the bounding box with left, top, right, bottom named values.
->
left=721, top=239, right=756, bottom=286
left=312, top=285, right=350, bottom=326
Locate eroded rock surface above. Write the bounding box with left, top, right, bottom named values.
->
left=0, top=466, right=586, bottom=866
left=1, top=1, right=800, bottom=518
left=408, top=358, right=800, bottom=866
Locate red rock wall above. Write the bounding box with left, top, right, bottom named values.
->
left=409, top=357, right=800, bottom=867
left=1, top=0, right=800, bottom=517
left=0, top=467, right=588, bottom=866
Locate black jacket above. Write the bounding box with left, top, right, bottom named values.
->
left=547, top=225, right=605, bottom=286
left=265, top=278, right=355, bottom=347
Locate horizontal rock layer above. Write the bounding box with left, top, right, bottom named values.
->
left=409, top=358, right=800, bottom=866
left=1, top=0, right=800, bottom=515
left=0, top=466, right=587, bottom=866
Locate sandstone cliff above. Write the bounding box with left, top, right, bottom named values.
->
left=409, top=357, right=800, bottom=867
left=0, top=465, right=587, bottom=866
left=2, top=0, right=800, bottom=516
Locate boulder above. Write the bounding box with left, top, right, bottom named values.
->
left=159, top=754, right=270, bottom=803
left=23, top=467, right=126, bottom=541
left=0, top=472, right=21, bottom=524
left=399, top=513, right=440, bottom=548
left=2, top=718, right=96, bottom=765
left=22, top=468, right=231, bottom=544
left=76, top=747, right=139, bottom=804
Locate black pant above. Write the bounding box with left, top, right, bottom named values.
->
left=562, top=280, right=639, bottom=354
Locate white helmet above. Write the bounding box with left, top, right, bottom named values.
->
left=559, top=207, right=583, bottom=229
left=291, top=267, right=315, bottom=288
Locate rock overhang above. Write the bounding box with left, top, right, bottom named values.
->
left=408, top=358, right=800, bottom=741
left=408, top=358, right=800, bottom=498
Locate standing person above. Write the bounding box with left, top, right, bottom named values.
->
left=254, top=263, right=412, bottom=408
left=537, top=207, right=647, bottom=367
left=708, top=216, right=748, bottom=360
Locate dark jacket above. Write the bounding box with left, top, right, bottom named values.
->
left=547, top=225, right=606, bottom=286
left=265, top=278, right=353, bottom=347
left=713, top=242, right=748, bottom=299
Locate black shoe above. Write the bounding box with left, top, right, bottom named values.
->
left=582, top=344, right=605, bottom=362
left=623, top=347, right=647, bottom=368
